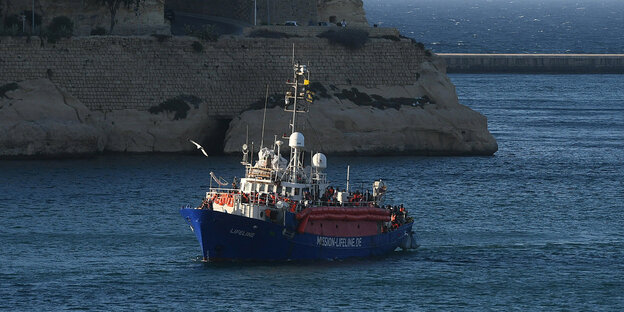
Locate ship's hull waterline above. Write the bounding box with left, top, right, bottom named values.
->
left=180, top=208, right=414, bottom=261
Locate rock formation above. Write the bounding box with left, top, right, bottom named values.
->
left=0, top=79, right=217, bottom=158
left=0, top=52, right=497, bottom=158
left=102, top=100, right=218, bottom=153
left=223, top=55, right=498, bottom=155
left=0, top=78, right=106, bottom=157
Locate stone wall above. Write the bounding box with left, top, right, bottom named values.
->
left=2, top=0, right=168, bottom=35
left=165, top=0, right=254, bottom=25
left=0, top=33, right=424, bottom=117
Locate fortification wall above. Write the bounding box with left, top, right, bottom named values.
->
left=0, top=33, right=424, bottom=117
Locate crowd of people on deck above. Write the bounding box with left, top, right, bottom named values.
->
left=199, top=185, right=390, bottom=210
left=384, top=204, right=409, bottom=232
left=197, top=186, right=411, bottom=231
left=320, top=186, right=374, bottom=206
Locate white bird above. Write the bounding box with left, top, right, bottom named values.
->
left=189, top=139, right=208, bottom=157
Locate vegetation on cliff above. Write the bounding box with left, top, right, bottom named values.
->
left=0, top=82, right=18, bottom=98
left=334, top=87, right=424, bottom=110
left=184, top=25, right=219, bottom=42
left=317, top=28, right=369, bottom=50
left=44, top=16, right=74, bottom=43
left=148, top=95, right=201, bottom=120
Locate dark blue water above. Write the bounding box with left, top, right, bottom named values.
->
left=364, top=0, right=624, bottom=53
left=2, top=74, right=623, bottom=310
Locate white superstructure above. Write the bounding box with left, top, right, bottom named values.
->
left=198, top=62, right=384, bottom=223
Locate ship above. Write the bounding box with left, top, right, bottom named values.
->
left=180, top=60, right=418, bottom=261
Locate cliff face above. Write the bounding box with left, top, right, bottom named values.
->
left=0, top=34, right=497, bottom=158
left=224, top=55, right=497, bottom=156
left=0, top=79, right=218, bottom=157
left=0, top=79, right=105, bottom=157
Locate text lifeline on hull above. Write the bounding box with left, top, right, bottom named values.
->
left=179, top=60, right=418, bottom=261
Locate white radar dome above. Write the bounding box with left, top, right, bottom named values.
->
left=289, top=132, right=305, bottom=148
left=312, top=153, right=327, bottom=169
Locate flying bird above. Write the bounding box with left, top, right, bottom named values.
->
left=189, top=139, right=208, bottom=157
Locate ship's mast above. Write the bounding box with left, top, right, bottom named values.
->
left=284, top=56, right=311, bottom=183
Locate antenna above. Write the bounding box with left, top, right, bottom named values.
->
left=241, top=125, right=250, bottom=165
left=260, top=84, right=269, bottom=149
left=250, top=142, right=254, bottom=165
left=310, top=150, right=313, bottom=184
left=346, top=165, right=350, bottom=193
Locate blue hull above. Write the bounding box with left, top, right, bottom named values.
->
left=180, top=208, right=414, bottom=261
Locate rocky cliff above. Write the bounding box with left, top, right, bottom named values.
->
left=224, top=56, right=497, bottom=155
left=0, top=79, right=104, bottom=157
left=0, top=79, right=218, bottom=157
left=0, top=33, right=497, bottom=158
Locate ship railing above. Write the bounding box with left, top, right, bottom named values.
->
left=313, top=199, right=378, bottom=208
left=246, top=166, right=273, bottom=180
left=206, top=187, right=238, bottom=197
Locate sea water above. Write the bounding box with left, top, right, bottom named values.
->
left=364, top=0, right=624, bottom=54
left=1, top=75, right=622, bottom=310
left=2, top=1, right=624, bottom=311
